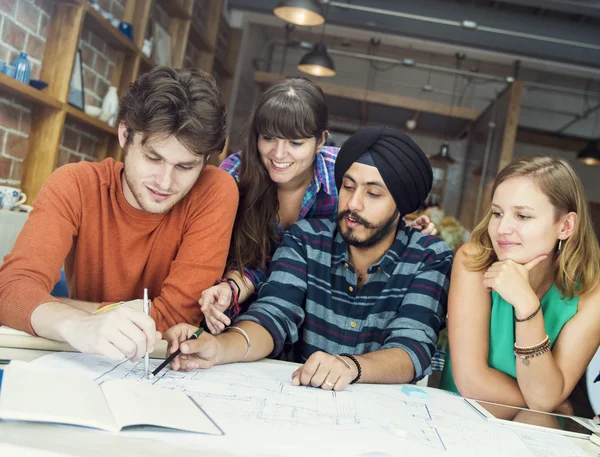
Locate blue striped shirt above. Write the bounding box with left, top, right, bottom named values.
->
left=236, top=217, right=453, bottom=380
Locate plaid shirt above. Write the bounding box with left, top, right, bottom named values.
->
left=236, top=218, right=453, bottom=381
left=219, top=147, right=339, bottom=288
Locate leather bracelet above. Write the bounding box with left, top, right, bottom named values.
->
left=515, top=303, right=542, bottom=322
left=340, top=353, right=361, bottom=384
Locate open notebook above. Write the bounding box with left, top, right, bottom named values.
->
left=0, top=361, right=222, bottom=434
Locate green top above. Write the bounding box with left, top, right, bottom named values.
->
left=439, top=284, right=578, bottom=393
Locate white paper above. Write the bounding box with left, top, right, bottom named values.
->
left=26, top=353, right=591, bottom=457
left=0, top=360, right=116, bottom=432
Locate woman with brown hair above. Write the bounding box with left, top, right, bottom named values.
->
left=201, top=76, right=435, bottom=334
left=440, top=156, right=600, bottom=416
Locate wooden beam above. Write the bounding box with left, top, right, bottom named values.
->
left=516, top=128, right=587, bottom=151
left=40, top=1, right=85, bottom=103
left=197, top=0, right=224, bottom=73
left=123, top=0, right=152, bottom=50
left=21, top=107, right=66, bottom=204
left=254, top=71, right=478, bottom=121
left=498, top=80, right=524, bottom=171
left=169, top=17, right=192, bottom=68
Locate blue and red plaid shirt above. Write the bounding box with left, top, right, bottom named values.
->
left=219, top=146, right=339, bottom=288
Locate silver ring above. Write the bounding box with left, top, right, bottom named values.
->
left=324, top=380, right=335, bottom=387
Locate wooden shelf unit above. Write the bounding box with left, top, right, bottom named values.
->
left=13, top=0, right=236, bottom=204
left=83, top=6, right=139, bottom=54
left=65, top=105, right=117, bottom=135
left=0, top=73, right=63, bottom=110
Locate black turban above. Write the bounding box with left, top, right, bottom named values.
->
left=335, top=126, right=433, bottom=215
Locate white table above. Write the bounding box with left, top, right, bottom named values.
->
left=1, top=346, right=599, bottom=457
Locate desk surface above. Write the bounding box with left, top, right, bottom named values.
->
left=1, top=346, right=599, bottom=457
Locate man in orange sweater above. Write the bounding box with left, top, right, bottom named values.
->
left=0, top=67, right=238, bottom=362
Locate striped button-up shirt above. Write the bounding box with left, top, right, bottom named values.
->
left=236, top=217, right=453, bottom=380
left=219, top=147, right=339, bottom=288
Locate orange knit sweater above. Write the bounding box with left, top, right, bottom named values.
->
left=0, top=159, right=238, bottom=334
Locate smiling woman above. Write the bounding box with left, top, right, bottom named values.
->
left=440, top=155, right=600, bottom=418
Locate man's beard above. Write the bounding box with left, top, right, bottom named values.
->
left=337, top=208, right=400, bottom=249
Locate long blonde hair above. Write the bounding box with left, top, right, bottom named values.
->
left=467, top=156, right=600, bottom=298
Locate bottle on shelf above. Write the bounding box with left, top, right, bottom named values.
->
left=12, top=52, right=31, bottom=84
left=100, top=86, right=119, bottom=127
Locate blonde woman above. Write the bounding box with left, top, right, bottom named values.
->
left=440, top=156, right=600, bottom=417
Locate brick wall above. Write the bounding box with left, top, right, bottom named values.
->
left=0, top=0, right=53, bottom=185
left=0, top=0, right=126, bottom=184
left=62, top=0, right=125, bottom=165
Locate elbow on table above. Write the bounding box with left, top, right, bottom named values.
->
left=452, top=367, right=489, bottom=400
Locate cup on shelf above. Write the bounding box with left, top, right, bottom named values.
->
left=118, top=22, right=133, bottom=40
left=0, top=186, right=27, bottom=211
left=84, top=105, right=103, bottom=118
left=4, top=65, right=16, bottom=78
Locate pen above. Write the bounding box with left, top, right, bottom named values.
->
left=150, top=328, right=204, bottom=378
left=143, top=288, right=149, bottom=379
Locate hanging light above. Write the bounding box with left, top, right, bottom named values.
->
left=298, top=42, right=336, bottom=77
left=431, top=141, right=456, bottom=163
left=434, top=53, right=465, bottom=163
left=274, top=0, right=325, bottom=27
left=577, top=140, right=600, bottom=166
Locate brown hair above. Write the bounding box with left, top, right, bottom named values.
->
left=118, top=66, right=227, bottom=157
left=467, top=156, right=600, bottom=298
left=232, top=77, right=328, bottom=275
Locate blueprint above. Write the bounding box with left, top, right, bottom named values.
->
left=28, top=353, right=593, bottom=457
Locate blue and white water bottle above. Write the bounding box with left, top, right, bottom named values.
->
left=12, top=51, right=31, bottom=84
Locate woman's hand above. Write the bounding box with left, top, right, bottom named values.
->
left=483, top=255, right=547, bottom=317
left=408, top=215, right=437, bottom=236
left=199, top=283, right=232, bottom=334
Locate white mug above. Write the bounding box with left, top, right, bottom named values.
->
left=0, top=186, right=27, bottom=210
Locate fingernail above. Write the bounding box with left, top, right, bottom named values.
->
left=181, top=343, right=188, bottom=352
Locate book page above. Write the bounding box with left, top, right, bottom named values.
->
left=101, top=379, right=222, bottom=435
left=0, top=360, right=117, bottom=432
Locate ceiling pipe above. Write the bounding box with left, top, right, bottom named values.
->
left=328, top=1, right=600, bottom=51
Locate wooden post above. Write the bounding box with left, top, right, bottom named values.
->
left=497, top=80, right=524, bottom=172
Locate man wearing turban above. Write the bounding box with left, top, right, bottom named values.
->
left=164, top=126, right=453, bottom=390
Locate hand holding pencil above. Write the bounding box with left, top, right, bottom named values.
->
left=160, top=324, right=220, bottom=373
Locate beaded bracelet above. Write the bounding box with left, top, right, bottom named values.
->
left=514, top=335, right=551, bottom=365
left=514, top=335, right=550, bottom=353
left=340, top=353, right=362, bottom=384
left=215, top=278, right=241, bottom=317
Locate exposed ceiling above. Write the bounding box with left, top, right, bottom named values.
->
left=229, top=0, right=600, bottom=70
left=228, top=1, right=600, bottom=142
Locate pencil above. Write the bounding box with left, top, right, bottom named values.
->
left=150, top=328, right=204, bottom=378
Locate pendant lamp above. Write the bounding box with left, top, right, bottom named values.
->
left=274, top=0, right=325, bottom=27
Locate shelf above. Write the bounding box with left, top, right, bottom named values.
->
left=83, top=6, right=138, bottom=54
left=66, top=104, right=117, bottom=135
left=139, top=53, right=156, bottom=69
left=156, top=0, right=192, bottom=19
left=188, top=22, right=214, bottom=53
left=0, top=73, right=63, bottom=110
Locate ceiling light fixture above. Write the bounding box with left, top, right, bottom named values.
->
left=577, top=140, right=600, bottom=166
left=297, top=2, right=335, bottom=77
left=274, top=0, right=325, bottom=27
left=298, top=42, right=336, bottom=76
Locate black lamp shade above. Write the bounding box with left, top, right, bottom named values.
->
left=297, top=42, right=336, bottom=77
left=274, top=0, right=325, bottom=26
left=577, top=141, right=600, bottom=166
left=431, top=141, right=456, bottom=164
